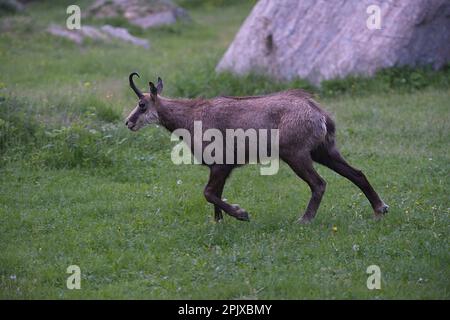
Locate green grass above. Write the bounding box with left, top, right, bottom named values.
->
left=0, top=1, right=449, bottom=299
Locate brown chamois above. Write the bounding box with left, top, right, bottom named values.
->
left=125, top=73, right=389, bottom=223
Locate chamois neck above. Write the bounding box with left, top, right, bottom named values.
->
left=156, top=96, right=203, bottom=133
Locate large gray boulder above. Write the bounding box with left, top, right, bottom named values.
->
left=216, top=0, right=450, bottom=85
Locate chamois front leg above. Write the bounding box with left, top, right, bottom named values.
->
left=214, top=181, right=226, bottom=222
left=211, top=166, right=230, bottom=221
left=204, top=165, right=249, bottom=222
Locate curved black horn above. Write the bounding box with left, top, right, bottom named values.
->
left=129, top=72, right=143, bottom=98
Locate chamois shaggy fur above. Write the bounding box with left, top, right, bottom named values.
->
left=125, top=73, right=389, bottom=223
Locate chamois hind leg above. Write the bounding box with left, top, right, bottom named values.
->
left=311, top=145, right=389, bottom=218
left=283, top=152, right=327, bottom=224
left=204, top=165, right=249, bottom=222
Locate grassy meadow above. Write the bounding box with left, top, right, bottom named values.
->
left=0, top=1, right=449, bottom=299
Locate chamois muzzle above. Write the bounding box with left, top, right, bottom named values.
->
left=129, top=72, right=143, bottom=98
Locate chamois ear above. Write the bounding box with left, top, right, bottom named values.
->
left=149, top=81, right=157, bottom=95
left=156, top=77, right=163, bottom=94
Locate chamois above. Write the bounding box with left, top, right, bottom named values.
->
left=125, top=73, right=389, bottom=223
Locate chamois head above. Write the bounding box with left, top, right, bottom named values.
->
left=125, top=72, right=163, bottom=131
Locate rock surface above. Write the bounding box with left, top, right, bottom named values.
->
left=47, top=24, right=150, bottom=48
left=100, top=25, right=150, bottom=48
left=87, top=0, right=189, bottom=29
left=216, top=0, right=450, bottom=85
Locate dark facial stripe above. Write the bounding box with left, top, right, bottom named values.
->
left=128, top=111, right=141, bottom=124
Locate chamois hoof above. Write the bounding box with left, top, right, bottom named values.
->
left=231, top=204, right=250, bottom=222
left=236, top=211, right=250, bottom=221
left=374, top=202, right=389, bottom=219
left=214, top=213, right=224, bottom=222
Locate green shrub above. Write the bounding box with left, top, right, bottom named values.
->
left=45, top=93, right=122, bottom=124
left=0, top=96, right=117, bottom=169
left=170, top=58, right=316, bottom=98
left=80, top=94, right=121, bottom=123
left=320, top=64, right=449, bottom=97
left=0, top=96, right=41, bottom=154
left=32, top=124, right=114, bottom=169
